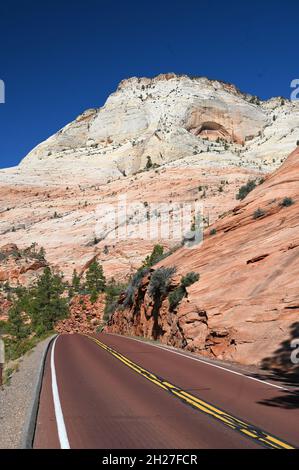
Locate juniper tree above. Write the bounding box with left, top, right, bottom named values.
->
left=142, top=244, right=164, bottom=268
left=85, top=260, right=106, bottom=303
left=70, top=269, right=81, bottom=295
left=29, top=267, right=69, bottom=335
left=7, top=298, right=31, bottom=340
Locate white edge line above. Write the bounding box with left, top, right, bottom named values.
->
left=105, top=333, right=289, bottom=392
left=51, top=335, right=70, bottom=449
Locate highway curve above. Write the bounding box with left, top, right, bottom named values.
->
left=33, top=333, right=299, bottom=449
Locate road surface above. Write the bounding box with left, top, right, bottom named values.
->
left=33, top=333, right=299, bottom=449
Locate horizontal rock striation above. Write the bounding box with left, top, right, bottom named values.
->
left=107, top=148, right=299, bottom=369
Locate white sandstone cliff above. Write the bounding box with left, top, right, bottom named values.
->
left=1, top=73, right=298, bottom=187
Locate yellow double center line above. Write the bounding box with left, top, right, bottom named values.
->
left=83, top=334, right=295, bottom=450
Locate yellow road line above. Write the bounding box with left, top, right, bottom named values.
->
left=83, top=334, right=295, bottom=450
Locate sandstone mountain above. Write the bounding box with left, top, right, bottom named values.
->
left=0, top=73, right=298, bottom=369
left=107, top=147, right=299, bottom=368
left=0, top=74, right=298, bottom=282
left=1, top=73, right=299, bottom=187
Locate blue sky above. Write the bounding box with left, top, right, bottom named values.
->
left=0, top=0, right=298, bottom=169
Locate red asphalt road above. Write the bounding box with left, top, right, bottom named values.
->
left=34, top=333, right=299, bottom=449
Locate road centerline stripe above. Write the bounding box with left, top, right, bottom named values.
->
left=83, top=334, right=295, bottom=450
left=107, top=333, right=289, bottom=392
left=50, top=335, right=70, bottom=449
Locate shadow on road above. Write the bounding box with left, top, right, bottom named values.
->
left=250, top=322, right=299, bottom=409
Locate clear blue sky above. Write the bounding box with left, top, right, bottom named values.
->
left=0, top=0, right=298, bottom=169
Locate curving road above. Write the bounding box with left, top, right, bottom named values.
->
left=33, top=333, right=299, bottom=449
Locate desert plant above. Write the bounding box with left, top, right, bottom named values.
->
left=148, top=267, right=176, bottom=300
left=96, top=324, right=105, bottom=334
left=168, top=286, right=185, bottom=311
left=250, top=96, right=260, bottom=105
left=142, top=244, right=164, bottom=268
left=236, top=179, right=257, bottom=200
left=168, top=272, right=199, bottom=311
left=37, top=247, right=46, bottom=260
left=104, top=279, right=126, bottom=321
left=181, top=272, right=200, bottom=288
left=123, top=267, right=149, bottom=308
left=280, top=197, right=294, bottom=207
left=253, top=208, right=266, bottom=219
left=123, top=285, right=135, bottom=309
left=146, top=155, right=153, bottom=169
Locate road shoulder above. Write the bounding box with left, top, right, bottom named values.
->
left=0, top=335, right=55, bottom=449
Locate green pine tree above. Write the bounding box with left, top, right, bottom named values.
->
left=38, top=247, right=46, bottom=260
left=7, top=301, right=31, bottom=340
left=142, top=244, right=164, bottom=268
left=70, top=269, right=81, bottom=297
left=85, top=260, right=106, bottom=303
left=30, top=267, right=69, bottom=335
left=146, top=155, right=153, bottom=170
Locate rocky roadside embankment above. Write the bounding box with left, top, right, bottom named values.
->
left=56, top=294, right=105, bottom=334
left=0, top=335, right=55, bottom=449
left=107, top=147, right=299, bottom=370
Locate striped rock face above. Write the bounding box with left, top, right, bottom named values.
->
left=107, top=148, right=299, bottom=368
left=0, top=74, right=298, bottom=283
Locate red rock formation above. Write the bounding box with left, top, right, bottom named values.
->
left=0, top=243, right=47, bottom=286
left=0, top=165, right=262, bottom=281
left=55, top=294, right=105, bottom=334
left=107, top=148, right=299, bottom=368
left=0, top=244, right=48, bottom=321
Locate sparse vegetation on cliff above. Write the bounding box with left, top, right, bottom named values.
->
left=142, top=244, right=164, bottom=268
left=103, top=278, right=127, bottom=322
left=148, top=267, right=176, bottom=300
left=253, top=208, right=266, bottom=219
left=0, top=243, right=46, bottom=263
left=123, top=268, right=149, bottom=309
left=235, top=177, right=265, bottom=202
left=280, top=197, right=294, bottom=207
left=168, top=272, right=199, bottom=311
left=236, top=179, right=257, bottom=200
